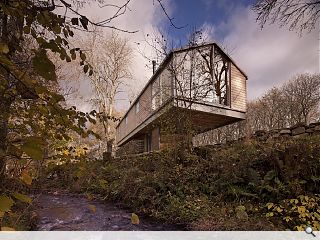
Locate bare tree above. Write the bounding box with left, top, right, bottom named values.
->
left=283, top=73, right=320, bottom=124
left=194, top=73, right=320, bottom=146
left=82, top=29, right=133, bottom=152
left=253, top=0, right=320, bottom=33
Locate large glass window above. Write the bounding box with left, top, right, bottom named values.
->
left=173, top=44, right=230, bottom=106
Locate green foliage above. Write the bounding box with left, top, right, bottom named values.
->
left=0, top=0, right=103, bottom=231
left=21, top=137, right=44, bottom=161
left=32, top=49, right=56, bottom=81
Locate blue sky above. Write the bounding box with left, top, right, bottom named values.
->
left=72, top=0, right=318, bottom=112
left=164, top=0, right=256, bottom=42
left=157, top=0, right=318, bottom=97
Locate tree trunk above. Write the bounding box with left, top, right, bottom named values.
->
left=0, top=101, right=10, bottom=192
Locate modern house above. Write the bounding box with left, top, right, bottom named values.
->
left=116, top=43, right=247, bottom=155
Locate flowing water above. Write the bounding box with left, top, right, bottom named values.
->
left=33, top=191, right=180, bottom=231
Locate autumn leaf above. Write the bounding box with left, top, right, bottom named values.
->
left=0, top=42, right=9, bottom=54
left=131, top=213, right=140, bottom=225
left=266, top=202, right=274, bottom=210
left=13, top=192, right=32, bottom=204
left=0, top=195, right=14, bottom=212
left=1, top=227, right=16, bottom=231
left=21, top=171, right=33, bottom=185
left=88, top=204, right=96, bottom=213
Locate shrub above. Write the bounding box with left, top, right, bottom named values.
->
left=265, top=195, right=320, bottom=230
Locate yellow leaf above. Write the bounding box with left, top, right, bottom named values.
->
left=266, top=203, right=274, bottom=210
left=0, top=211, right=4, bottom=218
left=86, top=194, right=94, bottom=201
left=131, top=213, right=140, bottom=225
left=13, top=192, right=32, bottom=204
left=298, top=206, right=306, bottom=214
left=88, top=204, right=96, bottom=213
left=21, top=171, right=32, bottom=185
left=1, top=227, right=15, bottom=231
left=296, top=225, right=304, bottom=231
left=0, top=42, right=9, bottom=54
left=0, top=195, right=14, bottom=212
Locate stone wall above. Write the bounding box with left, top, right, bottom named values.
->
left=194, top=122, right=320, bottom=150
left=116, top=139, right=144, bottom=156
left=250, top=122, right=320, bottom=142
left=117, top=122, right=320, bottom=156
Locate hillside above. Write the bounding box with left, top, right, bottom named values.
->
left=47, top=124, right=320, bottom=230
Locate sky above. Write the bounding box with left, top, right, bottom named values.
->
left=69, top=0, right=319, bottom=112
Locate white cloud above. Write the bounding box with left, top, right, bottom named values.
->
left=63, top=0, right=172, bottom=112
left=66, top=1, right=318, bottom=113
left=219, top=6, right=319, bottom=99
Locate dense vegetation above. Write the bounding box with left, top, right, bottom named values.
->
left=0, top=0, right=319, bottom=232
left=45, top=134, right=320, bottom=230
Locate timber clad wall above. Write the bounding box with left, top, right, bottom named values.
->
left=230, top=63, right=246, bottom=112
left=116, top=43, right=248, bottom=150
left=117, top=84, right=153, bottom=142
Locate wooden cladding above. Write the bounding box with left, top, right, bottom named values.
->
left=230, top=63, right=246, bottom=112
left=116, top=43, right=247, bottom=146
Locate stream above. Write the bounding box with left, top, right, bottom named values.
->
left=33, top=191, right=180, bottom=231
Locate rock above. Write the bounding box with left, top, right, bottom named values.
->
left=235, top=206, right=248, bottom=220
left=315, top=125, right=320, bottom=131
left=290, top=122, right=306, bottom=129
left=273, top=134, right=280, bottom=138
left=291, top=126, right=305, bottom=136
left=309, top=122, right=320, bottom=127
left=254, top=130, right=266, bottom=137
left=281, top=134, right=291, bottom=138
left=269, top=129, right=279, bottom=134
left=269, top=134, right=280, bottom=140
left=306, top=128, right=314, bottom=133
left=293, top=133, right=309, bottom=138
left=279, top=129, right=291, bottom=135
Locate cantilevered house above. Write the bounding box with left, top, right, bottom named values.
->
left=116, top=43, right=247, bottom=154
